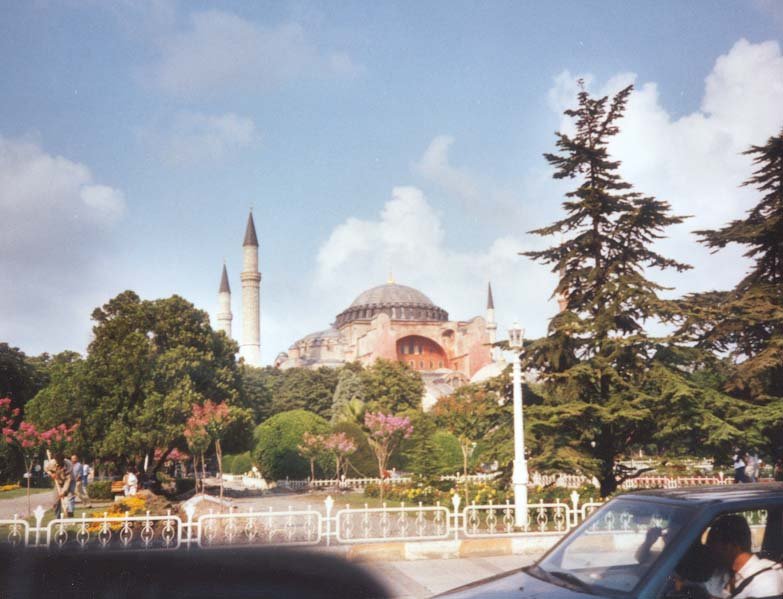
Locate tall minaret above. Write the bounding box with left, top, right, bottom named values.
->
left=240, top=212, right=261, bottom=365
left=486, top=282, right=498, bottom=361
left=217, top=262, right=233, bottom=338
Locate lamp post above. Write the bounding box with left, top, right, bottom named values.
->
left=508, top=322, right=529, bottom=527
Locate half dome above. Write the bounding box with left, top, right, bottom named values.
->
left=335, top=283, right=448, bottom=327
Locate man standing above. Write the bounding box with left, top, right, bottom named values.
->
left=70, top=453, right=89, bottom=507
left=45, top=453, right=74, bottom=519
left=705, top=514, right=783, bottom=598
left=733, top=449, right=747, bottom=483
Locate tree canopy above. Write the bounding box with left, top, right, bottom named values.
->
left=24, top=291, right=242, bottom=470
left=520, top=82, right=735, bottom=495
left=680, top=127, right=783, bottom=457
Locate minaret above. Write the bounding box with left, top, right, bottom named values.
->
left=217, top=262, right=233, bottom=338
left=240, top=212, right=261, bottom=365
left=486, top=282, right=498, bottom=361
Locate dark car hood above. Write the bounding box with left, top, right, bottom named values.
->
left=436, top=568, right=597, bottom=599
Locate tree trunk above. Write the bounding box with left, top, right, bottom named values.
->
left=216, top=439, right=224, bottom=504
left=461, top=444, right=470, bottom=507
left=310, top=458, right=315, bottom=483
left=193, top=455, right=199, bottom=494
left=599, top=458, right=617, bottom=498
left=201, top=452, right=206, bottom=494
left=26, top=461, right=32, bottom=517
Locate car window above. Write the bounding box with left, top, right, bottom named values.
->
left=538, top=498, right=693, bottom=595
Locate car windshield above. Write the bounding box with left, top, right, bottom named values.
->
left=537, top=498, right=694, bottom=595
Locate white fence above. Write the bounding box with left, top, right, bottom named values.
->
left=277, top=472, right=730, bottom=492
left=0, top=475, right=742, bottom=552
left=1, top=492, right=600, bottom=551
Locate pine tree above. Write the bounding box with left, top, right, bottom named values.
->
left=683, top=127, right=783, bottom=456
left=330, top=368, right=366, bottom=424
left=522, top=82, right=695, bottom=496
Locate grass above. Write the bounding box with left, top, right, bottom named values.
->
left=0, top=486, right=52, bottom=500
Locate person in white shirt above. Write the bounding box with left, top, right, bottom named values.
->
left=733, top=449, right=747, bottom=483
left=705, top=514, right=783, bottom=598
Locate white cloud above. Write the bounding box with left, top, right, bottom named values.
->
left=547, top=39, right=783, bottom=295
left=413, top=135, right=480, bottom=204
left=146, top=10, right=361, bottom=97
left=0, top=135, right=125, bottom=353
left=315, top=186, right=555, bottom=338
left=140, top=111, right=257, bottom=166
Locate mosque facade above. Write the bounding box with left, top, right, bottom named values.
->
left=275, top=280, right=501, bottom=409
left=216, top=213, right=504, bottom=408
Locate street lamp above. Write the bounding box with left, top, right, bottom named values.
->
left=508, top=322, right=529, bottom=527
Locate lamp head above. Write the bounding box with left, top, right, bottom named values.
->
left=508, top=322, right=524, bottom=350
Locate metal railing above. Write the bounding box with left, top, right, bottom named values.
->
left=0, top=491, right=605, bottom=550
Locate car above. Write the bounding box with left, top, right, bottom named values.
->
left=438, top=483, right=783, bottom=598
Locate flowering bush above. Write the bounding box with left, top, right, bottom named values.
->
left=0, top=483, right=21, bottom=493
left=87, top=494, right=148, bottom=531
left=364, top=412, right=413, bottom=502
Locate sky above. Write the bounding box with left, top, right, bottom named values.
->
left=1, top=0, right=782, bottom=363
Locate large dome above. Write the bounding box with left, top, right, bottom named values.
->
left=335, top=282, right=448, bottom=327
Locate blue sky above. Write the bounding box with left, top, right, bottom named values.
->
left=1, top=1, right=782, bottom=362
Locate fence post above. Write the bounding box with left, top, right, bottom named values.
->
left=184, top=503, right=196, bottom=549
left=451, top=493, right=461, bottom=540
left=570, top=490, right=580, bottom=528
left=324, top=495, right=334, bottom=547
left=33, top=505, right=45, bottom=547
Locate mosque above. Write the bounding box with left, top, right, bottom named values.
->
left=215, top=212, right=507, bottom=409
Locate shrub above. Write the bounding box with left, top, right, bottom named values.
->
left=175, top=478, right=195, bottom=495
left=331, top=421, right=376, bottom=477
left=224, top=452, right=253, bottom=474
left=432, top=431, right=463, bottom=475
left=252, top=410, right=329, bottom=480
left=87, top=480, right=113, bottom=500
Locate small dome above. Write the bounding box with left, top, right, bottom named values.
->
left=291, top=327, right=341, bottom=348
left=470, top=360, right=508, bottom=384
left=335, top=283, right=448, bottom=327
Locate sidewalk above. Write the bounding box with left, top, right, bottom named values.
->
left=0, top=489, right=52, bottom=519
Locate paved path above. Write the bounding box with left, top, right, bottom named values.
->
left=0, top=489, right=52, bottom=519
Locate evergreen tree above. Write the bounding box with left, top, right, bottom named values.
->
left=522, top=82, right=701, bottom=496
left=682, top=127, right=783, bottom=457
left=331, top=367, right=366, bottom=424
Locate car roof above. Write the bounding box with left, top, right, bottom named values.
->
left=621, top=483, right=783, bottom=503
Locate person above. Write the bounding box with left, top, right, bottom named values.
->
left=774, top=457, right=783, bottom=482
left=70, top=453, right=89, bottom=506
left=733, top=449, right=747, bottom=483
left=45, top=453, right=74, bottom=519
left=705, top=513, right=783, bottom=598
left=636, top=526, right=670, bottom=565
left=123, top=467, right=138, bottom=496
left=745, top=450, right=760, bottom=483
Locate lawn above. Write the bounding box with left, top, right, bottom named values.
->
left=0, top=486, right=52, bottom=500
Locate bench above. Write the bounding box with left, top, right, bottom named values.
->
left=110, top=481, right=124, bottom=497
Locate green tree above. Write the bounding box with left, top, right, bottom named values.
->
left=681, top=127, right=783, bottom=457
left=432, top=384, right=502, bottom=504
left=402, top=412, right=441, bottom=481
left=521, top=82, right=720, bottom=496
left=0, top=343, right=47, bottom=412
left=24, top=291, right=241, bottom=471
left=238, top=365, right=278, bottom=422
left=360, top=359, right=424, bottom=414
left=252, top=409, right=330, bottom=479
left=271, top=367, right=340, bottom=419
left=330, top=420, right=376, bottom=477
left=331, top=367, right=366, bottom=424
